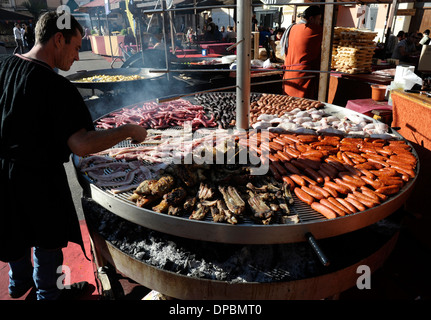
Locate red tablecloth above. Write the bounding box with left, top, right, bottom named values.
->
left=174, top=53, right=222, bottom=58
left=345, top=98, right=392, bottom=114
left=200, top=43, right=235, bottom=55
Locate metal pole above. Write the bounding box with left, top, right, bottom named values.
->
left=236, top=0, right=251, bottom=130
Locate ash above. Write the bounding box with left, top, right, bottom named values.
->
left=83, top=198, right=322, bottom=283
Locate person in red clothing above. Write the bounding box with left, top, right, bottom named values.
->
left=281, top=6, right=323, bottom=99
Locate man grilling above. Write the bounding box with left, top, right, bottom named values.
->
left=0, top=11, right=147, bottom=300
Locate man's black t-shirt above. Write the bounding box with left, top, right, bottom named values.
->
left=0, top=54, right=94, bottom=262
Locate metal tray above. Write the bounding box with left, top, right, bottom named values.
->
left=73, top=95, right=419, bottom=244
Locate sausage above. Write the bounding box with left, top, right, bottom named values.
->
left=352, top=190, right=380, bottom=206
left=322, top=184, right=339, bottom=198
left=309, top=184, right=331, bottom=198
left=324, top=181, right=349, bottom=195
left=304, top=167, right=324, bottom=184
left=284, top=146, right=301, bottom=158
left=341, top=152, right=354, bottom=166
left=271, top=161, right=288, bottom=176
left=291, top=159, right=310, bottom=171
left=360, top=186, right=388, bottom=202
left=320, top=198, right=346, bottom=216
left=359, top=176, right=384, bottom=190
left=369, top=169, right=398, bottom=177
left=289, top=174, right=306, bottom=186
left=276, top=150, right=292, bottom=162
left=366, top=157, right=389, bottom=168
left=354, top=162, right=377, bottom=170
left=317, top=169, right=331, bottom=182
left=338, top=173, right=366, bottom=187
left=325, top=157, right=346, bottom=171
left=378, top=177, right=404, bottom=187
left=375, top=185, right=401, bottom=195
left=299, top=158, right=322, bottom=170
left=301, top=175, right=318, bottom=186
left=269, top=142, right=284, bottom=151
left=282, top=175, right=295, bottom=191
left=311, top=202, right=337, bottom=220
left=334, top=178, right=357, bottom=193
left=294, top=187, right=314, bottom=205
left=269, top=164, right=281, bottom=181
left=301, top=150, right=324, bottom=159
left=320, top=163, right=338, bottom=178
left=347, top=193, right=375, bottom=209
left=344, top=151, right=367, bottom=163
left=301, top=185, right=324, bottom=200
left=344, top=196, right=367, bottom=212
left=336, top=197, right=357, bottom=214
left=389, top=164, right=415, bottom=178
left=282, top=162, right=301, bottom=175
left=327, top=197, right=351, bottom=216
left=356, top=167, right=376, bottom=179
left=272, top=137, right=286, bottom=146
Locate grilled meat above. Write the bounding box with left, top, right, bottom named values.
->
left=151, top=175, right=175, bottom=197
left=210, top=205, right=226, bottom=223
left=183, top=196, right=197, bottom=213
left=168, top=206, right=182, bottom=216
left=133, top=179, right=158, bottom=196
left=218, top=186, right=245, bottom=216
left=198, top=183, right=214, bottom=200
left=216, top=199, right=238, bottom=224
left=189, top=203, right=209, bottom=220
left=247, top=190, right=272, bottom=219
left=152, top=187, right=187, bottom=213
left=175, top=165, right=198, bottom=187
left=132, top=175, right=175, bottom=198
left=135, top=195, right=158, bottom=208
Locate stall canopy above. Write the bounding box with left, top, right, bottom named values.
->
left=0, top=8, right=33, bottom=23
left=76, top=0, right=123, bottom=13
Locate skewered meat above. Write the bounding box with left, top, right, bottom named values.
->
left=218, top=186, right=246, bottom=216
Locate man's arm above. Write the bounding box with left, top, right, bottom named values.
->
left=67, top=123, right=147, bottom=157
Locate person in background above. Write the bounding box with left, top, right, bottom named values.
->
left=220, top=26, right=228, bottom=41
left=252, top=14, right=258, bottom=32
left=391, top=31, right=420, bottom=62
left=13, top=23, right=24, bottom=54
left=204, top=17, right=216, bottom=41
left=259, top=26, right=271, bottom=47
left=419, top=29, right=430, bottom=46
left=0, top=11, right=147, bottom=300
left=281, top=5, right=323, bottom=99
left=268, top=27, right=285, bottom=62
left=226, top=26, right=236, bottom=42
left=385, top=31, right=399, bottom=58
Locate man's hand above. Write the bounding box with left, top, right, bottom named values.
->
left=68, top=124, right=147, bottom=157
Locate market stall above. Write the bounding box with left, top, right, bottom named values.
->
left=391, top=90, right=431, bottom=216
left=64, top=0, right=428, bottom=300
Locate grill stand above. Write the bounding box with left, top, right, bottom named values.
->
left=82, top=197, right=402, bottom=300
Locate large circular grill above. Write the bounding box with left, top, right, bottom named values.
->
left=74, top=92, right=419, bottom=245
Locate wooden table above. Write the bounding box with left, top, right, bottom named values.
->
left=391, top=89, right=431, bottom=215
left=328, top=73, right=393, bottom=107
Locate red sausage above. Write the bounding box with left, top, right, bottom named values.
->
left=302, top=185, right=324, bottom=200
left=311, top=202, right=337, bottom=219
left=336, top=198, right=357, bottom=214
left=294, top=187, right=314, bottom=205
